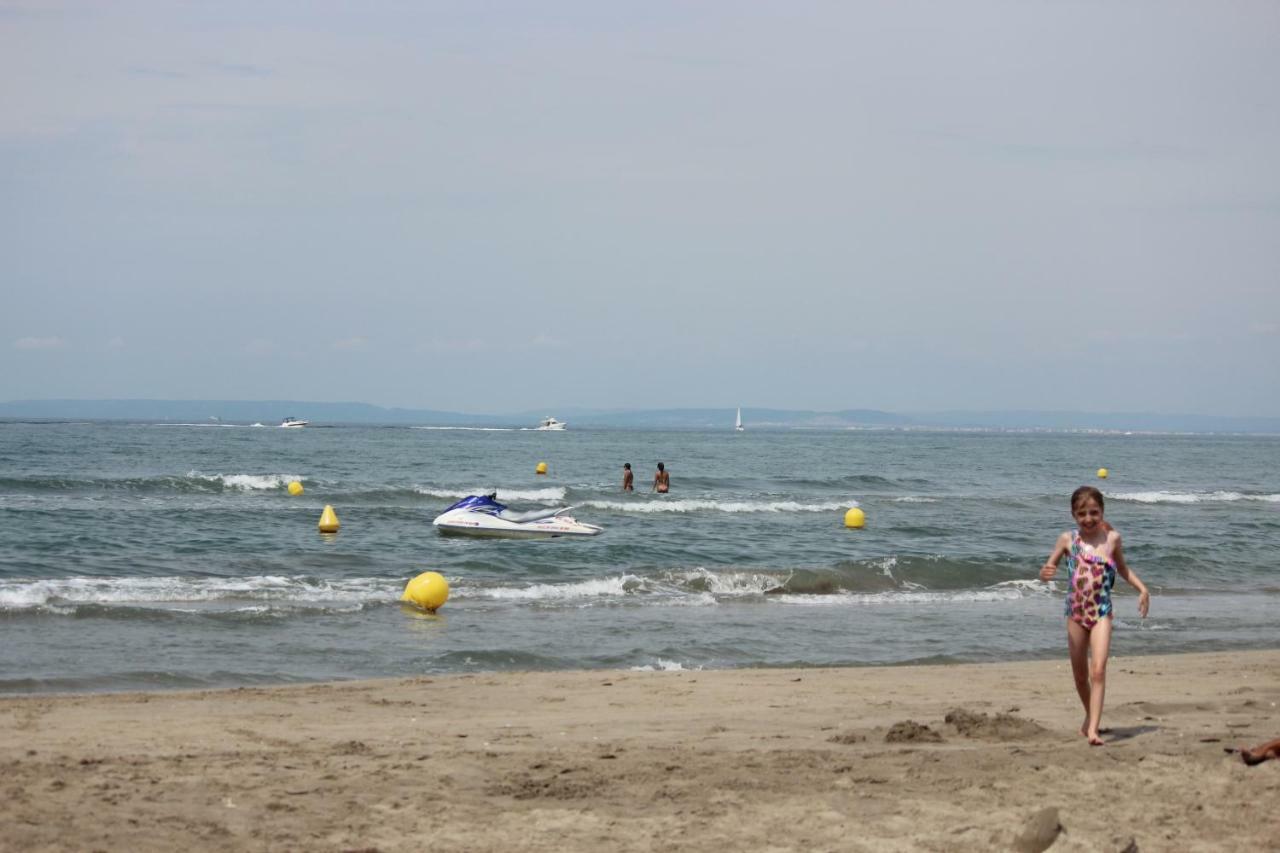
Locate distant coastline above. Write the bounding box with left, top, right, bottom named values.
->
left=2, top=398, right=1279, bottom=434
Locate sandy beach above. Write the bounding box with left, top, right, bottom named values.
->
left=3, top=650, right=1278, bottom=852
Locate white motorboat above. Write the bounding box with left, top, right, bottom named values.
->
left=280, top=417, right=308, bottom=428
left=432, top=493, right=602, bottom=539
left=535, top=417, right=566, bottom=431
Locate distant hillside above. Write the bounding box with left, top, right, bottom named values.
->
left=1, top=399, right=1277, bottom=434
left=566, top=408, right=911, bottom=429
left=917, top=410, right=1280, bottom=434
left=0, top=399, right=503, bottom=426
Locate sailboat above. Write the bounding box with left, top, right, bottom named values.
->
left=735, top=407, right=744, bottom=432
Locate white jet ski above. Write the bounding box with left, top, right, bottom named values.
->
left=432, top=493, right=603, bottom=539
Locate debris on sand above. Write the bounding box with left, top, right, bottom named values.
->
left=945, top=708, right=1048, bottom=740
left=826, top=732, right=866, bottom=745
left=885, top=720, right=943, bottom=743
left=1012, top=806, right=1063, bottom=853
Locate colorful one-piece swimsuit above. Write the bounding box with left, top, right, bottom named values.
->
left=1064, top=530, right=1116, bottom=630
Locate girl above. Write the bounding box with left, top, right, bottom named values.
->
left=1040, top=486, right=1150, bottom=745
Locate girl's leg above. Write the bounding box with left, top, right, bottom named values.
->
left=1066, top=620, right=1091, bottom=735
left=1084, top=617, right=1114, bottom=745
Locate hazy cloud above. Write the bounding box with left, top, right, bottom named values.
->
left=13, top=337, right=66, bottom=350
left=1, top=2, right=1277, bottom=416
left=416, top=339, right=486, bottom=354
left=208, top=61, right=272, bottom=78
left=125, top=65, right=187, bottom=79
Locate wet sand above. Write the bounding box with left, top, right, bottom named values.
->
left=3, top=650, right=1278, bottom=851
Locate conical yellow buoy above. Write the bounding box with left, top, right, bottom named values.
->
left=318, top=504, right=340, bottom=533
left=535, top=461, right=548, bottom=475
left=1097, top=468, right=1109, bottom=479
left=844, top=507, right=866, bottom=528
left=402, top=571, right=449, bottom=612
left=288, top=480, right=304, bottom=496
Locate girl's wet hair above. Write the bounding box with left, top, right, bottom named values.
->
left=1071, top=485, right=1105, bottom=512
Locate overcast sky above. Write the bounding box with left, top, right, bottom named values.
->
left=3, top=1, right=1278, bottom=415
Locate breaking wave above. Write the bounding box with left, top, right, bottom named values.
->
left=1110, top=490, right=1280, bottom=505
left=415, top=486, right=568, bottom=503
left=580, top=499, right=855, bottom=513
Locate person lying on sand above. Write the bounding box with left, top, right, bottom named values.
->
left=1235, top=736, right=1280, bottom=766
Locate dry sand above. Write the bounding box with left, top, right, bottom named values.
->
left=2, top=650, right=1278, bottom=852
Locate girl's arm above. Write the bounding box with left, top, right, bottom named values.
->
left=1111, top=534, right=1150, bottom=617
left=1039, top=532, right=1070, bottom=581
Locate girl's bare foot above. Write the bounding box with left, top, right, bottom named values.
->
left=1087, top=733, right=1105, bottom=746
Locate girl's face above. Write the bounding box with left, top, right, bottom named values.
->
left=1072, top=498, right=1104, bottom=534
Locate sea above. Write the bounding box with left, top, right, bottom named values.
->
left=1, top=420, right=1277, bottom=693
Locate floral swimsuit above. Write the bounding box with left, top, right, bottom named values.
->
left=1064, top=530, right=1116, bottom=630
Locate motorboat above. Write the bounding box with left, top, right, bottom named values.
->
left=432, top=493, right=602, bottom=539
left=534, top=416, right=566, bottom=431
left=280, top=417, right=308, bottom=428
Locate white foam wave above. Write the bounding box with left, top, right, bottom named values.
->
left=667, top=568, right=788, bottom=596
left=582, top=499, right=854, bottom=514
left=464, top=575, right=642, bottom=601
left=189, top=472, right=301, bottom=491
left=1111, top=490, right=1280, bottom=504
left=629, top=660, right=697, bottom=672
left=892, top=496, right=938, bottom=503
left=415, top=486, right=568, bottom=503
left=771, top=586, right=1039, bottom=606
left=868, top=556, right=898, bottom=579
left=0, top=575, right=390, bottom=609
left=993, top=579, right=1057, bottom=596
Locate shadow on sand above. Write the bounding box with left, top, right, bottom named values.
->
left=1103, top=725, right=1160, bottom=743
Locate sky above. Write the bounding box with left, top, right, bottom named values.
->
left=3, top=1, right=1278, bottom=416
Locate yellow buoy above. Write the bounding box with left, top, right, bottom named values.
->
left=287, top=480, right=304, bottom=496
left=844, top=507, right=866, bottom=529
left=318, top=504, right=340, bottom=533
left=535, top=461, right=548, bottom=475
left=1097, top=468, right=1109, bottom=479
left=402, top=571, right=450, bottom=612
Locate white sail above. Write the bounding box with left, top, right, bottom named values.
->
left=735, top=407, right=744, bottom=431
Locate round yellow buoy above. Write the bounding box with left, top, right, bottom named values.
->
left=535, top=461, right=548, bottom=475
left=844, top=507, right=866, bottom=529
left=1097, top=468, right=1109, bottom=479
left=287, top=480, right=304, bottom=496
left=318, top=504, right=340, bottom=533
left=402, top=571, right=450, bottom=612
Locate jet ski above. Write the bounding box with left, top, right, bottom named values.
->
left=432, top=493, right=603, bottom=539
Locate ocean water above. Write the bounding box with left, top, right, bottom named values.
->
left=1, top=420, right=1277, bottom=693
